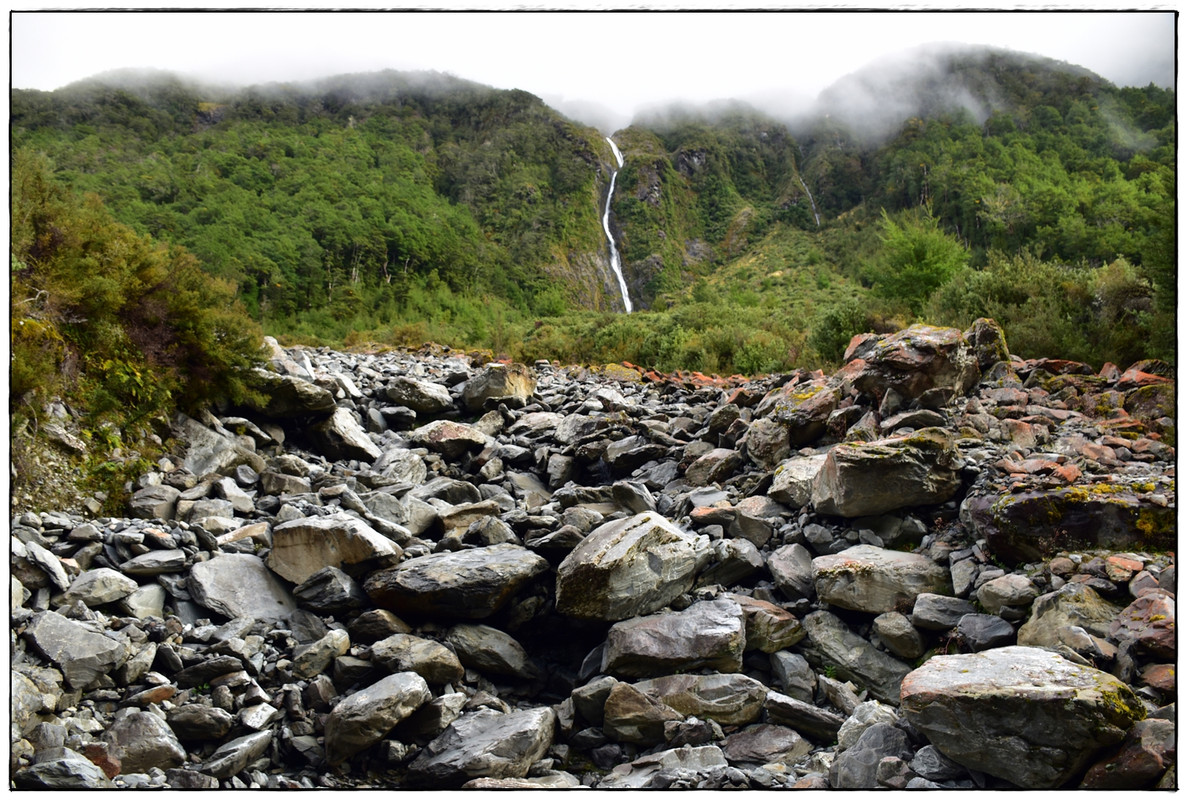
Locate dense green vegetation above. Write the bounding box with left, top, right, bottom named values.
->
left=11, top=150, right=264, bottom=510
left=10, top=47, right=1175, bottom=398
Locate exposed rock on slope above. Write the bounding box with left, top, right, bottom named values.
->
left=9, top=323, right=1176, bottom=789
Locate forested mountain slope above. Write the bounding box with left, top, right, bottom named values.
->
left=11, top=45, right=1175, bottom=373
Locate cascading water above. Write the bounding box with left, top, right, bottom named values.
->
left=798, top=175, right=821, bottom=228
left=602, top=137, right=633, bottom=313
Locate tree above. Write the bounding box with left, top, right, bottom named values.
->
left=869, top=207, right=968, bottom=314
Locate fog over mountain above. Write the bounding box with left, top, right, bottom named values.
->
left=12, top=9, right=1174, bottom=135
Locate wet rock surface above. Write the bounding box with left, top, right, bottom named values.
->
left=9, top=327, right=1176, bottom=789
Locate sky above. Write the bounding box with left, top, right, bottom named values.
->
left=9, top=5, right=1178, bottom=132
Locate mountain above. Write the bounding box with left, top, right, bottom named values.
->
left=10, top=45, right=1175, bottom=372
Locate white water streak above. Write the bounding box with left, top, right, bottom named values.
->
left=798, top=175, right=821, bottom=228
left=602, top=137, right=632, bottom=313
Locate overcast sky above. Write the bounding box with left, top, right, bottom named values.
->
left=10, top=5, right=1177, bottom=132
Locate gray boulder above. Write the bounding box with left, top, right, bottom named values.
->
left=200, top=730, right=274, bottom=779
left=187, top=553, right=297, bottom=621
left=813, top=544, right=952, bottom=614
left=60, top=567, right=139, bottom=607
left=768, top=453, right=828, bottom=508
left=246, top=368, right=336, bottom=418
left=308, top=407, right=382, bottom=463
left=405, top=706, right=556, bottom=787
left=811, top=428, right=961, bottom=517
left=12, top=747, right=113, bottom=788
left=597, top=744, right=729, bottom=789
left=406, top=419, right=491, bottom=459
left=829, top=722, right=913, bottom=788
left=371, top=633, right=465, bottom=685
left=445, top=624, right=538, bottom=680
left=324, top=672, right=432, bottom=765
left=603, top=598, right=745, bottom=678
left=633, top=673, right=767, bottom=726
left=461, top=363, right=536, bottom=412
left=129, top=484, right=181, bottom=520
left=101, top=710, right=186, bottom=773
left=269, top=512, right=401, bottom=584
left=900, top=645, right=1146, bottom=788
left=364, top=543, right=548, bottom=620
left=555, top=512, right=711, bottom=622
left=23, top=611, right=128, bottom=689
left=385, top=376, right=455, bottom=414
left=799, top=611, right=912, bottom=704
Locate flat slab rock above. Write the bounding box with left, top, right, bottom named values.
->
left=900, top=645, right=1146, bottom=789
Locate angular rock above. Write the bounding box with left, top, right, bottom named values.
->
left=60, top=567, right=139, bottom=607
left=758, top=378, right=841, bottom=447
left=405, top=706, right=555, bottom=787
left=597, top=744, right=729, bottom=789
left=101, top=710, right=186, bottom=774
left=685, top=448, right=744, bottom=486
left=603, top=598, right=745, bottom=678
left=167, top=705, right=235, bottom=742
left=721, top=722, right=812, bottom=765
left=292, top=566, right=368, bottom=614
left=961, top=480, right=1176, bottom=564
left=829, top=722, right=912, bottom=789
left=602, top=681, right=684, bottom=745
left=1017, top=583, right=1122, bottom=651
left=768, top=453, right=828, bottom=508
left=247, top=369, right=336, bottom=418
left=1110, top=590, right=1175, bottom=659
left=269, top=512, right=401, bottom=584
left=200, top=730, right=274, bottom=779
left=812, top=428, right=962, bottom=517
left=976, top=572, right=1039, bottom=614
left=555, top=512, right=710, bottom=622
left=800, top=611, right=912, bottom=704
left=445, top=624, right=538, bottom=680
left=370, top=633, right=464, bottom=685
left=187, top=553, right=297, bottom=621
left=176, top=413, right=266, bottom=478
left=910, top=593, right=976, bottom=631
left=364, top=543, right=548, bottom=620
left=291, top=629, right=350, bottom=679
left=385, top=376, right=455, bottom=414
left=873, top=611, right=926, bottom=660
left=324, top=672, right=432, bottom=765
left=842, top=324, right=980, bottom=402
left=1080, top=718, right=1176, bottom=789
left=955, top=613, right=1016, bottom=652
left=633, top=673, right=767, bottom=726
left=120, top=550, right=187, bottom=576
left=406, top=419, right=490, bottom=459
left=813, top=544, right=952, bottom=614
left=728, top=594, right=805, bottom=653
left=461, top=363, right=537, bottom=412
left=12, top=747, right=113, bottom=788
left=309, top=407, right=382, bottom=463
left=129, top=484, right=181, bottom=520
left=763, top=690, right=845, bottom=742
left=900, top=645, right=1146, bottom=788
left=23, top=611, right=128, bottom=689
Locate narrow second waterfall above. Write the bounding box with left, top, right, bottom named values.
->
left=798, top=174, right=821, bottom=228
left=602, top=137, right=633, bottom=313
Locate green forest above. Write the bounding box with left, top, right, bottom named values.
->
left=10, top=49, right=1175, bottom=412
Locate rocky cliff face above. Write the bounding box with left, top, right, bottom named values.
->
left=10, top=321, right=1176, bottom=789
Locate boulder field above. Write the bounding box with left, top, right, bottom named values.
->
left=10, top=320, right=1176, bottom=789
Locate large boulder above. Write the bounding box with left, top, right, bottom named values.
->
left=187, top=553, right=298, bottom=621
left=385, top=376, right=455, bottom=414
left=768, top=453, right=827, bottom=508
left=632, top=673, right=768, bottom=726
left=246, top=368, right=336, bottom=418
left=799, top=611, right=912, bottom=704
left=840, top=324, right=980, bottom=402
left=364, top=543, right=549, bottom=620
left=812, top=544, right=953, bottom=614
left=308, top=407, right=382, bottom=463
left=812, top=428, right=962, bottom=517
left=268, top=512, right=401, bottom=584
left=175, top=414, right=268, bottom=478
left=756, top=376, right=841, bottom=447
left=555, top=512, right=711, bottom=622
left=602, top=598, right=746, bottom=678
left=23, top=611, right=129, bottom=689
left=900, top=645, right=1146, bottom=788
left=101, top=710, right=186, bottom=774
left=323, top=672, right=432, bottom=765
left=405, top=706, right=556, bottom=787
left=461, top=363, right=537, bottom=412
left=406, top=420, right=491, bottom=459
left=961, top=479, right=1177, bottom=564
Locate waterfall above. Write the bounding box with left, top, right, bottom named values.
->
left=602, top=137, right=633, bottom=313
left=798, top=175, right=821, bottom=228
